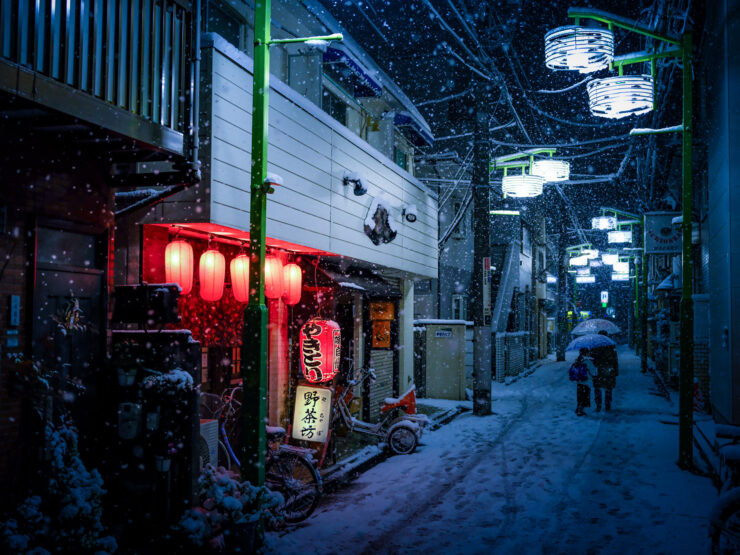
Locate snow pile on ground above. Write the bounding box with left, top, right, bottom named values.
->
left=271, top=347, right=715, bottom=554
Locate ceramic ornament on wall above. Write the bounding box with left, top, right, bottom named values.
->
left=364, top=194, right=397, bottom=245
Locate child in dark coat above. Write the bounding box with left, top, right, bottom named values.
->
left=569, top=348, right=593, bottom=416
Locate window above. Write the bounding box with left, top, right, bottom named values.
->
left=203, top=0, right=247, bottom=49
left=394, top=146, right=407, bottom=171
left=322, top=88, right=347, bottom=126
left=452, top=295, right=467, bottom=320
left=452, top=201, right=468, bottom=238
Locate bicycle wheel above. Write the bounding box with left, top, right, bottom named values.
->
left=217, top=440, right=232, bottom=470
left=265, top=453, right=321, bottom=523
left=387, top=425, right=417, bottom=455
left=712, top=503, right=740, bottom=554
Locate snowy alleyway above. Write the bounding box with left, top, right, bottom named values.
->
left=271, top=347, right=715, bottom=555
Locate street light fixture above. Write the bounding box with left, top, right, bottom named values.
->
left=531, top=159, right=571, bottom=181
left=501, top=173, right=545, bottom=198
left=548, top=7, right=695, bottom=467
left=544, top=25, right=614, bottom=73
left=587, top=74, right=654, bottom=119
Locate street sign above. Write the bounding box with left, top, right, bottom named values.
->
left=601, top=291, right=609, bottom=304
left=644, top=211, right=681, bottom=254
left=482, top=257, right=491, bottom=323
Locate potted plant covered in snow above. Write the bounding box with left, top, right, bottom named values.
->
left=176, top=464, right=283, bottom=552
left=0, top=420, right=117, bottom=554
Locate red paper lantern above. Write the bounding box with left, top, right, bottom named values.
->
left=199, top=249, right=225, bottom=301
left=282, top=263, right=302, bottom=306
left=299, top=319, right=341, bottom=383
left=230, top=254, right=250, bottom=303
left=164, top=239, right=194, bottom=295
left=264, top=256, right=283, bottom=299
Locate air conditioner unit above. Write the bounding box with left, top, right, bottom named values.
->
left=199, top=419, right=219, bottom=469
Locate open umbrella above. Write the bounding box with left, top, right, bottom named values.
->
left=566, top=333, right=616, bottom=351
left=571, top=318, right=621, bottom=336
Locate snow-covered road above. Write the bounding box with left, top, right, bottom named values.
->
left=270, top=347, right=715, bottom=554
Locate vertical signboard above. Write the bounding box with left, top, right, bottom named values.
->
left=292, top=385, right=332, bottom=443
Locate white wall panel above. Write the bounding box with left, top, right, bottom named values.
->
left=163, top=36, right=437, bottom=278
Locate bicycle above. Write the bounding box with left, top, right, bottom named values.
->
left=709, top=424, right=740, bottom=554
left=328, top=365, right=427, bottom=458
left=199, top=386, right=322, bottom=523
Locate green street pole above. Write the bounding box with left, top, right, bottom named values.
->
left=241, top=0, right=272, bottom=487
left=634, top=256, right=640, bottom=351
left=240, top=1, right=342, bottom=487
left=641, top=247, right=648, bottom=372
left=678, top=31, right=694, bottom=468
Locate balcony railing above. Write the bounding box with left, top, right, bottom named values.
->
left=0, top=0, right=198, bottom=153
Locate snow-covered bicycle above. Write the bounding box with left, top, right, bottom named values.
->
left=199, top=387, right=322, bottom=523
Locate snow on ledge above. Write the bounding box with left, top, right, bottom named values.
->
left=413, top=319, right=474, bottom=326
left=629, top=124, right=684, bottom=135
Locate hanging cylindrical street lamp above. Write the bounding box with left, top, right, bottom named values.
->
left=544, top=25, right=614, bottom=73
left=587, top=74, right=654, bottom=119
left=531, top=159, right=570, bottom=182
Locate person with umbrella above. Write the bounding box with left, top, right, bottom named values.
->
left=590, top=330, right=619, bottom=411
left=569, top=348, right=595, bottom=416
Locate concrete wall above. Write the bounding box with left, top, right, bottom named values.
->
left=705, top=0, right=740, bottom=424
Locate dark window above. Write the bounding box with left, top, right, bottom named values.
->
left=322, top=88, right=347, bottom=126
left=205, top=1, right=244, bottom=48
left=394, top=146, right=407, bottom=171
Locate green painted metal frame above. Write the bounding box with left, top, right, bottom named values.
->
left=567, top=8, right=694, bottom=468
left=241, top=0, right=342, bottom=488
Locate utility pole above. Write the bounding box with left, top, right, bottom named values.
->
left=556, top=206, right=568, bottom=361
left=471, top=84, right=493, bottom=416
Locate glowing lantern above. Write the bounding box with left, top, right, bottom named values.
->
left=199, top=249, right=225, bottom=301
left=264, top=256, right=284, bottom=299
left=531, top=159, right=570, bottom=182
left=282, top=263, right=302, bottom=306
left=612, top=261, right=629, bottom=274
left=164, top=239, right=194, bottom=295
left=299, top=319, right=341, bottom=383
left=544, top=26, right=614, bottom=74
left=502, top=174, right=544, bottom=198
left=576, top=275, right=595, bottom=284
left=587, top=75, right=654, bottom=119
left=230, top=254, right=250, bottom=303
left=592, top=216, right=617, bottom=230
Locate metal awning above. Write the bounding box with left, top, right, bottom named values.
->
left=320, top=265, right=401, bottom=298
left=323, top=44, right=383, bottom=97
left=393, top=111, right=434, bottom=147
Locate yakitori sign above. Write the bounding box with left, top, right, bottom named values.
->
left=644, top=212, right=681, bottom=254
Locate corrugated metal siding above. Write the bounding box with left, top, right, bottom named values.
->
left=368, top=350, right=394, bottom=422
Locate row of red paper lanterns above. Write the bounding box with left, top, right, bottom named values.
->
left=164, top=239, right=302, bottom=304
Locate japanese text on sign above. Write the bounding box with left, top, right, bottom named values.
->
left=292, top=385, right=332, bottom=443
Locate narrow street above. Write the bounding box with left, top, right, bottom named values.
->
left=273, top=347, right=715, bottom=555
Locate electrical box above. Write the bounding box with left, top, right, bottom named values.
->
left=413, top=320, right=467, bottom=400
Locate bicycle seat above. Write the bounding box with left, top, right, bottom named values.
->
left=266, top=425, right=286, bottom=441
